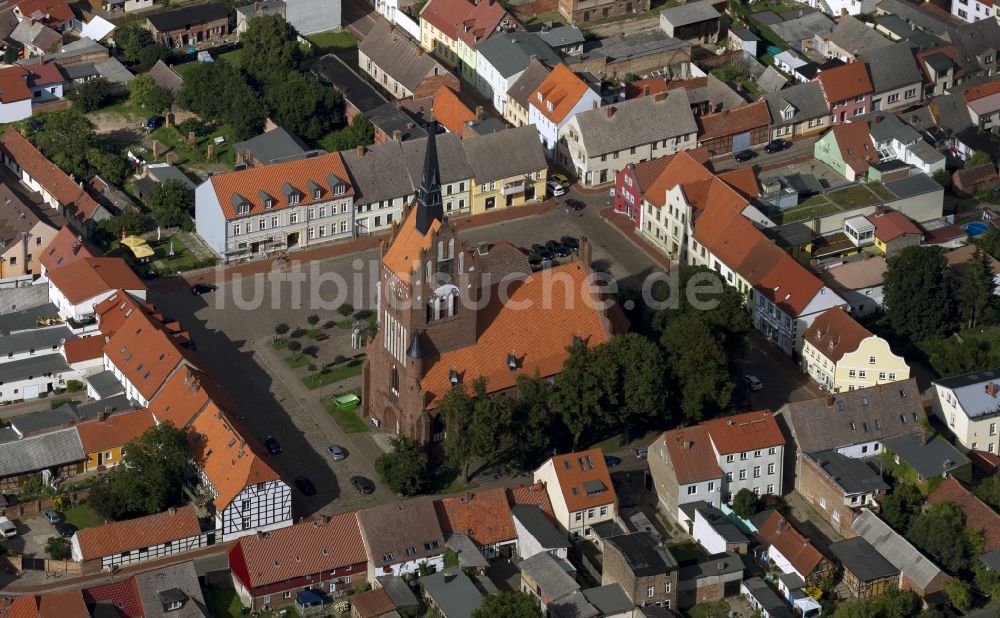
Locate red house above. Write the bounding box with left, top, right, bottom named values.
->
left=816, top=62, right=873, bottom=125
left=229, top=513, right=368, bottom=613
left=613, top=148, right=709, bottom=229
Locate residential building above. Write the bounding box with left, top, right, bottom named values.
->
left=814, top=122, right=879, bottom=181
left=730, top=28, right=761, bottom=56
left=868, top=113, right=945, bottom=175
left=852, top=509, right=949, bottom=595
left=677, top=552, right=745, bottom=608
left=946, top=244, right=1000, bottom=292
left=362, top=18, right=456, bottom=100
left=46, top=257, right=146, bottom=323
left=75, top=408, right=155, bottom=472
left=38, top=226, right=94, bottom=279
left=624, top=75, right=745, bottom=115
left=829, top=535, right=899, bottom=600
left=862, top=41, right=923, bottom=112
left=233, top=126, right=312, bottom=168
left=311, top=53, right=388, bottom=123
left=882, top=433, right=970, bottom=484
left=567, top=28, right=691, bottom=81
left=562, top=90, right=699, bottom=186
left=195, top=151, right=354, bottom=261
left=464, top=125, right=548, bottom=213
left=753, top=510, right=833, bottom=585
left=528, top=63, right=600, bottom=156
left=868, top=209, right=923, bottom=255
left=947, top=20, right=1000, bottom=80
left=434, top=486, right=519, bottom=559
left=132, top=561, right=207, bottom=617
left=649, top=425, right=723, bottom=523
left=933, top=369, right=1000, bottom=453
left=71, top=505, right=206, bottom=572
left=13, top=0, right=75, bottom=31
left=802, top=307, right=910, bottom=392
left=0, top=426, right=85, bottom=490
left=696, top=101, right=770, bottom=157
left=533, top=448, right=617, bottom=540
left=951, top=0, right=994, bottom=23
left=815, top=62, right=874, bottom=124
left=927, top=477, right=1000, bottom=552
left=356, top=498, right=446, bottom=579
left=537, top=25, right=584, bottom=55
left=875, top=0, right=954, bottom=40
left=820, top=256, right=887, bottom=317
left=235, top=0, right=285, bottom=35
left=703, top=411, right=786, bottom=501
left=741, top=578, right=794, bottom=618
left=229, top=513, right=368, bottom=612
left=763, top=81, right=830, bottom=141
left=0, top=62, right=63, bottom=123
left=504, top=58, right=551, bottom=128
left=558, top=0, right=648, bottom=24
left=798, top=450, right=888, bottom=537
left=420, top=568, right=485, bottom=617
left=0, top=186, right=61, bottom=285
left=770, top=12, right=835, bottom=53
left=965, top=81, right=1000, bottom=132
left=145, top=4, right=229, bottom=48
left=511, top=504, right=570, bottom=561
left=659, top=1, right=720, bottom=44
left=519, top=551, right=580, bottom=612
left=475, top=31, right=560, bottom=116
left=418, top=0, right=518, bottom=83
left=823, top=17, right=892, bottom=61
left=603, top=532, right=679, bottom=609
left=689, top=503, right=750, bottom=554
left=2, top=590, right=89, bottom=616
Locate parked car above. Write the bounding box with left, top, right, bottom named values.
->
left=0, top=517, right=16, bottom=538
left=560, top=236, right=580, bottom=250
left=604, top=455, right=622, bottom=467
left=548, top=181, right=567, bottom=197
left=294, top=476, right=316, bottom=496
left=146, top=116, right=165, bottom=131
left=42, top=510, right=61, bottom=524
left=734, top=149, right=756, bottom=162
left=633, top=447, right=648, bottom=460
left=550, top=173, right=571, bottom=188
left=191, top=283, right=217, bottom=295
left=743, top=375, right=763, bottom=391
left=55, top=522, right=77, bottom=538
left=546, top=240, right=570, bottom=257
left=264, top=436, right=282, bottom=455
left=351, top=476, right=375, bottom=494
left=327, top=445, right=347, bottom=460
left=531, top=244, right=554, bottom=261
left=764, top=139, right=790, bottom=154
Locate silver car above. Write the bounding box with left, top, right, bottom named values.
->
left=42, top=509, right=61, bottom=524
left=328, top=445, right=347, bottom=460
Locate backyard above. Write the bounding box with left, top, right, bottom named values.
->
left=305, top=30, right=359, bottom=69
left=150, top=121, right=237, bottom=168
left=780, top=182, right=897, bottom=224
left=203, top=585, right=299, bottom=618
left=63, top=501, right=104, bottom=530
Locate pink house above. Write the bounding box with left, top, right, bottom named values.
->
left=816, top=62, right=873, bottom=125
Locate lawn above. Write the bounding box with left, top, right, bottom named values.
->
left=781, top=198, right=842, bottom=223
left=781, top=182, right=888, bottom=223
left=273, top=338, right=289, bottom=350
left=151, top=235, right=212, bottom=273
left=285, top=354, right=311, bottom=369
left=302, top=358, right=364, bottom=389
left=218, top=48, right=243, bottom=68
left=203, top=585, right=297, bottom=618
left=306, top=30, right=358, bottom=55
left=63, top=501, right=104, bottom=530
left=150, top=122, right=236, bottom=168
left=323, top=394, right=369, bottom=433
left=667, top=540, right=706, bottom=562
left=173, top=61, right=202, bottom=80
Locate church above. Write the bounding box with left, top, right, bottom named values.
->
left=361, top=123, right=628, bottom=443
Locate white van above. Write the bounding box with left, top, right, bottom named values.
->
left=0, top=517, right=17, bottom=538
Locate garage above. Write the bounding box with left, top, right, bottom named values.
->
left=21, top=385, right=38, bottom=399
left=732, top=131, right=751, bottom=152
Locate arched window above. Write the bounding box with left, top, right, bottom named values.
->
left=448, top=238, right=455, bottom=259
left=391, top=366, right=399, bottom=397
left=425, top=260, right=432, bottom=282
left=437, top=240, right=444, bottom=261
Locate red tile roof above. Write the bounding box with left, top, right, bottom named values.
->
left=76, top=409, right=155, bottom=454
left=432, top=85, right=476, bottom=136
left=507, top=482, right=555, bottom=517
left=47, top=257, right=146, bottom=305
left=208, top=151, right=353, bottom=221
left=148, top=366, right=235, bottom=429
left=643, top=150, right=715, bottom=208
left=757, top=510, right=826, bottom=577
left=95, top=291, right=151, bottom=339
left=39, top=226, right=93, bottom=273
left=718, top=167, right=760, bottom=199
left=628, top=148, right=711, bottom=197
left=817, top=62, right=872, bottom=103
left=104, top=304, right=197, bottom=401
left=62, top=335, right=106, bottom=364
left=531, top=63, right=591, bottom=124
left=964, top=80, right=1000, bottom=103
left=659, top=425, right=723, bottom=485
left=697, top=101, right=770, bottom=140
left=625, top=76, right=708, bottom=99
left=420, top=0, right=514, bottom=47
left=548, top=448, right=616, bottom=512
left=351, top=588, right=396, bottom=618
left=434, top=486, right=516, bottom=546
left=4, top=590, right=88, bottom=618
left=23, top=61, right=61, bottom=87
left=229, top=513, right=366, bottom=589
left=0, top=126, right=104, bottom=222
left=927, top=477, right=1000, bottom=552
left=832, top=122, right=877, bottom=175
left=0, top=66, right=31, bottom=103
left=804, top=307, right=872, bottom=363
left=704, top=410, right=785, bottom=454
left=753, top=245, right=827, bottom=317
left=84, top=577, right=144, bottom=618
left=74, top=504, right=201, bottom=560
left=16, top=0, right=73, bottom=25
left=869, top=209, right=921, bottom=243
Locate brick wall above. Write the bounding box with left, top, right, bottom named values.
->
left=797, top=456, right=865, bottom=538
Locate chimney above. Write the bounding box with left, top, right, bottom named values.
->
left=682, top=440, right=692, bottom=450
left=168, top=506, right=176, bottom=516
left=356, top=145, right=365, bottom=156
left=475, top=105, right=484, bottom=120
left=592, top=100, right=598, bottom=110
left=392, top=129, right=402, bottom=141
left=642, top=84, right=649, bottom=96
left=604, top=105, right=615, bottom=118
left=99, top=407, right=111, bottom=422
left=654, top=91, right=668, bottom=102
left=987, top=382, right=998, bottom=398
left=825, top=395, right=835, bottom=407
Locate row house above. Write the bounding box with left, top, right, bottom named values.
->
left=933, top=368, right=1000, bottom=454
left=947, top=20, right=1000, bottom=80
left=798, top=450, right=888, bottom=537
left=802, top=307, right=910, bottom=392
left=229, top=513, right=368, bottom=613
left=47, top=257, right=147, bottom=324
left=0, top=186, right=60, bottom=285
left=195, top=151, right=354, bottom=261
left=852, top=510, right=949, bottom=596
left=916, top=45, right=963, bottom=98
left=861, top=41, right=923, bottom=113
left=762, top=81, right=831, bottom=141
left=648, top=411, right=785, bottom=524
left=419, top=0, right=518, bottom=83
left=528, top=63, right=601, bottom=157
left=463, top=124, right=548, bottom=213
left=816, top=62, right=873, bottom=125
left=603, top=532, right=679, bottom=610
left=752, top=510, right=834, bottom=586
left=533, top=448, right=617, bottom=541
left=475, top=31, right=561, bottom=117
left=75, top=408, right=155, bottom=472
left=504, top=58, right=552, bottom=128
left=696, top=100, right=770, bottom=157
left=360, top=18, right=456, bottom=100
left=822, top=17, right=892, bottom=62
left=950, top=0, right=995, bottom=23
left=613, top=149, right=708, bottom=231
left=0, top=62, right=64, bottom=123
left=39, top=226, right=94, bottom=279
left=356, top=498, right=446, bottom=579
left=561, top=90, right=698, bottom=187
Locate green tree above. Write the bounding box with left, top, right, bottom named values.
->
left=115, top=23, right=168, bottom=65
left=275, top=322, right=290, bottom=336
left=30, top=109, right=97, bottom=180
left=177, top=62, right=265, bottom=140
left=128, top=73, right=173, bottom=113
left=471, top=592, right=543, bottom=618
left=599, top=333, right=667, bottom=439
left=323, top=113, right=375, bottom=151
left=870, top=589, right=920, bottom=618
left=654, top=265, right=752, bottom=358
left=510, top=373, right=556, bottom=470
left=975, top=472, right=1000, bottom=510
left=241, top=14, right=302, bottom=86
left=832, top=600, right=872, bottom=618
left=93, top=212, right=149, bottom=249
left=907, top=501, right=970, bottom=572
left=70, top=77, right=113, bottom=112
left=977, top=227, right=1000, bottom=261
left=732, top=488, right=758, bottom=519
left=439, top=378, right=513, bottom=481
left=944, top=579, right=972, bottom=611
left=86, top=148, right=129, bottom=185
left=148, top=179, right=194, bottom=230
left=307, top=314, right=320, bottom=326
left=958, top=245, right=997, bottom=328
left=883, top=245, right=955, bottom=340
left=265, top=71, right=340, bottom=141
left=661, top=314, right=733, bottom=422
left=374, top=436, right=428, bottom=496
left=439, top=379, right=478, bottom=481
left=286, top=339, right=302, bottom=359
left=45, top=536, right=72, bottom=560
left=880, top=482, right=923, bottom=531
left=931, top=169, right=952, bottom=189
left=3, top=41, right=22, bottom=65
left=968, top=150, right=994, bottom=168
left=89, top=422, right=194, bottom=520
left=550, top=340, right=608, bottom=448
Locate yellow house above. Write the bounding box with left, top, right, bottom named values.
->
left=803, top=307, right=910, bottom=392
left=505, top=59, right=552, bottom=128
left=464, top=125, right=547, bottom=215
left=75, top=409, right=155, bottom=472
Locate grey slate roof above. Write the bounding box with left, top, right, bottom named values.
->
left=419, top=568, right=484, bottom=618
left=0, top=9, right=18, bottom=41
left=741, top=577, right=794, bottom=618
left=732, top=28, right=760, bottom=42
left=134, top=561, right=209, bottom=618
left=828, top=536, right=900, bottom=581
left=757, top=66, right=788, bottom=95
left=341, top=140, right=415, bottom=207
left=866, top=112, right=920, bottom=144
left=11, top=394, right=133, bottom=437
left=356, top=498, right=445, bottom=568
left=862, top=40, right=922, bottom=92
left=0, top=304, right=60, bottom=336
left=359, top=18, right=449, bottom=92
left=511, top=504, right=569, bottom=549
left=367, top=103, right=429, bottom=142
left=519, top=552, right=580, bottom=601
left=935, top=368, right=1000, bottom=419
left=0, top=326, right=73, bottom=358
left=763, top=81, right=830, bottom=128
left=884, top=173, right=940, bottom=199
left=400, top=131, right=475, bottom=186
left=233, top=126, right=312, bottom=165
left=375, top=575, right=419, bottom=608
left=776, top=379, right=921, bottom=454
left=770, top=11, right=835, bottom=43
left=678, top=552, right=745, bottom=580
left=507, top=58, right=552, bottom=109
left=147, top=60, right=184, bottom=94
left=582, top=584, right=633, bottom=615
left=311, top=53, right=387, bottom=114
left=827, top=17, right=892, bottom=58
left=923, top=51, right=954, bottom=74
left=147, top=164, right=197, bottom=190
left=876, top=0, right=952, bottom=39
left=444, top=533, right=488, bottom=569
left=805, top=450, right=888, bottom=495
left=852, top=509, right=943, bottom=589
left=660, top=0, right=720, bottom=27
left=552, top=590, right=599, bottom=618
left=573, top=89, right=697, bottom=157
left=882, top=434, right=970, bottom=478
left=476, top=32, right=561, bottom=79
left=0, top=427, right=85, bottom=477
left=87, top=370, right=125, bottom=400
left=462, top=125, right=546, bottom=183
left=94, top=57, right=134, bottom=86
left=980, top=548, right=1000, bottom=572
left=0, top=354, right=70, bottom=384
left=932, top=93, right=975, bottom=134
left=948, top=19, right=1000, bottom=74
left=693, top=504, right=750, bottom=544
left=604, top=532, right=678, bottom=577
left=148, top=4, right=228, bottom=31
left=537, top=25, right=584, bottom=49
left=581, top=28, right=689, bottom=64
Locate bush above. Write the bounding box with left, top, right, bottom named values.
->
left=275, top=323, right=289, bottom=336
left=307, top=314, right=320, bottom=326
left=70, top=78, right=113, bottom=112
left=176, top=118, right=210, bottom=137
left=65, top=380, right=83, bottom=393
left=337, top=304, right=354, bottom=317
left=45, top=537, right=71, bottom=560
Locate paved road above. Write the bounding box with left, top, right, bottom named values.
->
left=711, top=135, right=820, bottom=173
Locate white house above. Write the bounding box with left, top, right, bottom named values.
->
left=528, top=63, right=601, bottom=157
left=475, top=32, right=561, bottom=116
left=951, top=0, right=994, bottom=23
left=704, top=411, right=786, bottom=501
left=869, top=113, right=945, bottom=174
left=0, top=62, right=63, bottom=123
left=46, top=257, right=147, bottom=323
left=934, top=369, right=1000, bottom=454
left=533, top=448, right=617, bottom=541
left=511, top=504, right=570, bottom=561
left=819, top=256, right=887, bottom=318
left=71, top=505, right=206, bottom=571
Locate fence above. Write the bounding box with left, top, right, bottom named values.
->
left=1, top=489, right=92, bottom=519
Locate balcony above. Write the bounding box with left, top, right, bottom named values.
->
left=501, top=181, right=526, bottom=196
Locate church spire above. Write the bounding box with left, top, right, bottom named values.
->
left=415, top=120, right=443, bottom=235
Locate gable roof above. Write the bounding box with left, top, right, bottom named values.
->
left=869, top=209, right=921, bottom=242
left=573, top=90, right=697, bottom=157
left=76, top=409, right=155, bottom=454
left=189, top=408, right=280, bottom=509
left=420, top=0, right=515, bottom=47
left=84, top=578, right=144, bottom=618
left=698, top=101, right=770, bottom=141
left=804, top=307, right=872, bottom=362
left=434, top=486, right=516, bottom=546
left=0, top=426, right=84, bottom=477
left=74, top=505, right=201, bottom=560
left=641, top=150, right=714, bottom=207
left=933, top=368, right=1000, bottom=420
left=659, top=424, right=723, bottom=485
left=356, top=498, right=446, bottom=568
left=104, top=304, right=198, bottom=401
left=804, top=450, right=889, bottom=496
left=659, top=0, right=720, bottom=27
left=133, top=561, right=206, bottom=618
left=604, top=532, right=678, bottom=576
left=232, top=126, right=310, bottom=166
left=764, top=81, right=829, bottom=128
left=927, top=477, right=1000, bottom=552
left=531, top=63, right=592, bottom=124
left=546, top=448, right=616, bottom=512
left=147, top=59, right=184, bottom=93
left=827, top=17, right=892, bottom=58
left=432, top=86, right=476, bottom=136
left=6, top=590, right=88, bottom=618
left=146, top=3, right=229, bottom=31
left=15, top=0, right=73, bottom=25
left=883, top=433, right=970, bottom=480
left=817, top=62, right=873, bottom=103
left=852, top=509, right=944, bottom=589
left=777, top=379, right=922, bottom=453
left=828, top=537, right=900, bottom=581
left=380, top=199, right=440, bottom=283
left=770, top=11, right=835, bottom=42
left=62, top=335, right=106, bottom=364
left=360, top=18, right=450, bottom=92
left=756, top=510, right=826, bottom=577
left=704, top=410, right=785, bottom=454
left=48, top=257, right=146, bottom=305
left=863, top=40, right=922, bottom=92
left=507, top=57, right=552, bottom=109
left=477, top=31, right=561, bottom=79
left=39, top=226, right=93, bottom=273
left=147, top=366, right=234, bottom=429
left=230, top=513, right=366, bottom=589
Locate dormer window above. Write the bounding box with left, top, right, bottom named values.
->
left=264, top=199, right=273, bottom=209
left=230, top=192, right=251, bottom=215
left=334, top=184, right=346, bottom=195
left=313, top=189, right=321, bottom=199
left=282, top=181, right=300, bottom=205
left=782, top=107, right=793, bottom=120
left=537, top=92, right=543, bottom=102
left=546, top=101, right=553, bottom=112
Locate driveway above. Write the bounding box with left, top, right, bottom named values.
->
left=6, top=514, right=61, bottom=559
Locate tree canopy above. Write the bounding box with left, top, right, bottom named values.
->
left=661, top=313, right=733, bottom=422
left=550, top=340, right=609, bottom=448
left=883, top=246, right=954, bottom=340
left=265, top=71, right=341, bottom=141
left=115, top=23, right=168, bottom=66
left=240, top=14, right=303, bottom=86
left=472, top=592, right=543, bottom=618
left=70, top=77, right=113, bottom=112
left=178, top=62, right=266, bottom=140
left=907, top=501, right=971, bottom=572
left=29, top=110, right=129, bottom=184
left=128, top=73, right=173, bottom=114
left=323, top=113, right=375, bottom=151
left=958, top=245, right=997, bottom=329
left=879, top=482, right=923, bottom=531
left=148, top=179, right=194, bottom=230
left=732, top=488, right=759, bottom=519
left=374, top=436, right=428, bottom=496
left=439, top=377, right=514, bottom=481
